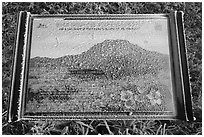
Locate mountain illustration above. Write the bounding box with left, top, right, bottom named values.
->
left=30, top=39, right=170, bottom=79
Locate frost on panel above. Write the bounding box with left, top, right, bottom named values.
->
left=25, top=18, right=175, bottom=115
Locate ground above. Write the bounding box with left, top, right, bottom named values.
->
left=2, top=2, right=202, bottom=135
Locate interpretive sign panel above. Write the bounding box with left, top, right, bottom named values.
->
left=8, top=12, right=193, bottom=121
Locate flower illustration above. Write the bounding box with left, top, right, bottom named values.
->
left=146, top=90, right=162, bottom=105
left=137, top=87, right=145, bottom=94
left=110, top=93, right=114, bottom=98
left=146, top=94, right=153, bottom=100
left=99, top=91, right=104, bottom=96
left=120, top=90, right=133, bottom=101
left=149, top=98, right=162, bottom=105
left=134, top=94, right=146, bottom=103
left=124, top=99, right=135, bottom=109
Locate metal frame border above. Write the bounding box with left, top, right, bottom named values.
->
left=7, top=12, right=193, bottom=122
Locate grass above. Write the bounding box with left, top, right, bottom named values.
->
left=2, top=119, right=201, bottom=135
left=2, top=2, right=202, bottom=135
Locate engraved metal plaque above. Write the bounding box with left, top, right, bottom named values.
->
left=8, top=11, right=193, bottom=121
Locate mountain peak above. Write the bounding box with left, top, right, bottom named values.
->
left=94, top=39, right=144, bottom=56
left=101, top=39, right=131, bottom=45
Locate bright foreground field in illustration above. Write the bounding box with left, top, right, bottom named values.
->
left=25, top=39, right=175, bottom=115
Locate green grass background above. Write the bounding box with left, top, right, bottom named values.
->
left=2, top=2, right=202, bottom=135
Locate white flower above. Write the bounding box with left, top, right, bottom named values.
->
left=146, top=94, right=154, bottom=100
left=155, top=91, right=161, bottom=98
left=150, top=98, right=162, bottom=105
left=156, top=99, right=162, bottom=105
left=150, top=99, right=157, bottom=105
left=137, top=87, right=145, bottom=94
left=147, top=90, right=162, bottom=105
left=124, top=99, right=135, bottom=109
left=134, top=94, right=145, bottom=103
left=121, top=90, right=133, bottom=101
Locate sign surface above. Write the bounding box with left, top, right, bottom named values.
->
left=8, top=12, right=193, bottom=121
